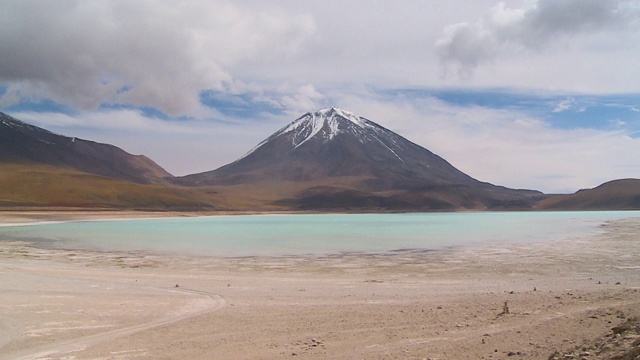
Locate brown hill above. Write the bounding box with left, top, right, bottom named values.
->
left=0, top=111, right=172, bottom=184
left=0, top=163, right=215, bottom=210
left=537, top=179, right=640, bottom=210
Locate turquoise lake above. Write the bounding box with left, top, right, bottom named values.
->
left=1, top=211, right=639, bottom=257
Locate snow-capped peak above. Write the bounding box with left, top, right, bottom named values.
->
left=239, top=107, right=377, bottom=160
left=278, top=107, right=373, bottom=148
left=316, top=107, right=368, bottom=128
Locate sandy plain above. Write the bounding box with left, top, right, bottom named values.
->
left=0, top=211, right=639, bottom=360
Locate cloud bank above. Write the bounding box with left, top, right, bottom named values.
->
left=0, top=1, right=315, bottom=115
left=436, top=0, right=640, bottom=78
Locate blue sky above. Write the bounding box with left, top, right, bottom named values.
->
left=1, top=0, right=639, bottom=193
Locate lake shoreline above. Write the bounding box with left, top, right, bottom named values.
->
left=3, top=210, right=637, bottom=258
left=3, top=207, right=632, bottom=225
left=1, top=216, right=639, bottom=359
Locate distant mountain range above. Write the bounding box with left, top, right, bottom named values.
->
left=1, top=109, right=638, bottom=211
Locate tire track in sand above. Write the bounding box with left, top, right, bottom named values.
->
left=4, top=287, right=226, bottom=360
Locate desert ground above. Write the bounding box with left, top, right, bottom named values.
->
left=0, top=212, right=639, bottom=359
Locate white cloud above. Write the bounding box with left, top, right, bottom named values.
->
left=609, top=119, right=627, bottom=127
left=278, top=84, right=326, bottom=116
left=3, top=0, right=640, bottom=114
left=0, top=0, right=315, bottom=115
left=436, top=0, right=640, bottom=79
left=11, top=109, right=199, bottom=134
left=552, top=97, right=576, bottom=112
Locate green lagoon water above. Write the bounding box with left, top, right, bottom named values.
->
left=1, top=211, right=638, bottom=257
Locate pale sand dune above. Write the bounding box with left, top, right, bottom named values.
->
left=0, top=214, right=639, bottom=359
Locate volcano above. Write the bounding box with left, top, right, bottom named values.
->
left=181, top=107, right=544, bottom=210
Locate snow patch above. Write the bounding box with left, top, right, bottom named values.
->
left=369, top=132, right=405, bottom=162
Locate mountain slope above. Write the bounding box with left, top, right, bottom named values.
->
left=0, top=163, right=215, bottom=210
left=0, top=111, right=171, bottom=184
left=537, top=179, right=640, bottom=210
left=181, top=107, right=544, bottom=210
left=183, top=107, right=477, bottom=187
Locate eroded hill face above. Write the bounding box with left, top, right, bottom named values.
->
left=537, top=179, right=640, bottom=210
left=0, top=112, right=172, bottom=184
